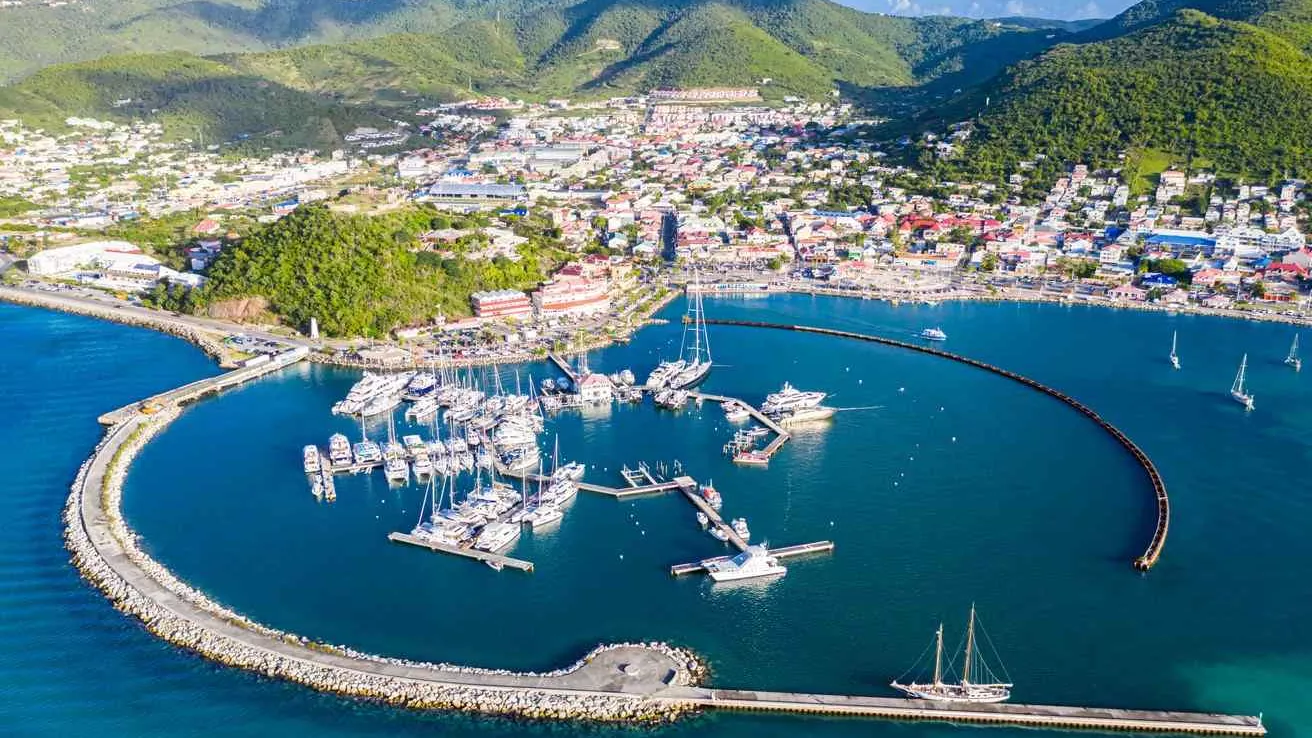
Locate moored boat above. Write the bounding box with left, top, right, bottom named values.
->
left=890, top=605, right=1012, bottom=703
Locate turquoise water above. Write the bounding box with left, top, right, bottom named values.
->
left=5, top=297, right=1311, bottom=737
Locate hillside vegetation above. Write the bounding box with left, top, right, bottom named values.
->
left=0, top=0, right=1076, bottom=143
left=963, top=1, right=1312, bottom=179
left=193, top=205, right=559, bottom=337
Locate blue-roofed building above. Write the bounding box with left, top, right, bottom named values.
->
left=1141, top=273, right=1179, bottom=288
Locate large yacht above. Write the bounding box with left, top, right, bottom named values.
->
left=704, top=545, right=787, bottom=582
left=352, top=440, right=382, bottom=465
left=327, top=433, right=353, bottom=467
left=473, top=522, right=521, bottom=553
left=645, top=359, right=685, bottom=390
left=302, top=445, right=322, bottom=474
left=890, top=605, right=1013, bottom=703
left=761, top=382, right=827, bottom=415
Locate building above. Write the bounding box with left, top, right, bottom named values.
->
left=27, top=240, right=143, bottom=275
left=423, top=182, right=528, bottom=204
left=471, top=289, right=533, bottom=319
left=576, top=373, right=614, bottom=404
left=532, top=279, right=610, bottom=316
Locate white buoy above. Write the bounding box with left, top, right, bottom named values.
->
left=858, top=379, right=863, bottom=384
left=952, top=436, right=957, bottom=442
left=619, top=554, right=624, bottom=560
left=894, top=482, right=899, bottom=486
left=899, top=387, right=906, bottom=392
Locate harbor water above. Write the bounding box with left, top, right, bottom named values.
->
left=4, top=295, right=1312, bottom=737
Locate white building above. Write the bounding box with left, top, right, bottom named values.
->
left=27, top=240, right=143, bottom=276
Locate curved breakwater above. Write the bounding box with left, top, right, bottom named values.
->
left=64, top=394, right=705, bottom=723
left=703, top=319, right=1171, bottom=572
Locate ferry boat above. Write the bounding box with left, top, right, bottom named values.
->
left=1231, top=354, right=1255, bottom=411
left=701, top=482, right=722, bottom=510
left=327, top=433, right=353, bottom=467
left=473, top=521, right=521, bottom=553
left=302, top=445, right=322, bottom=474
left=1169, top=330, right=1181, bottom=370
left=1286, top=334, right=1301, bottom=372
left=704, top=545, right=787, bottom=582
left=761, top=382, right=826, bottom=415
left=890, top=605, right=1012, bottom=703
left=920, top=327, right=948, bottom=341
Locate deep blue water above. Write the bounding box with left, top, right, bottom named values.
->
left=5, top=296, right=1311, bottom=737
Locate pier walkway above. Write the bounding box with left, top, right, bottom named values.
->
left=690, top=391, right=793, bottom=461
left=387, top=532, right=534, bottom=571
left=703, top=319, right=1171, bottom=572
left=547, top=353, right=579, bottom=383
left=670, top=540, right=835, bottom=576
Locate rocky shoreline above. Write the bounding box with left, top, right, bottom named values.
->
left=63, top=403, right=706, bottom=723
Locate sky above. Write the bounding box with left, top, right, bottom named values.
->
left=842, top=0, right=1140, bottom=19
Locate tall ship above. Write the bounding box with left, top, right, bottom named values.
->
left=890, top=605, right=1013, bottom=703
left=1231, top=354, right=1255, bottom=411
left=646, top=277, right=713, bottom=390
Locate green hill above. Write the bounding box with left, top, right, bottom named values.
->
left=0, top=0, right=1077, bottom=144
left=962, top=2, right=1312, bottom=179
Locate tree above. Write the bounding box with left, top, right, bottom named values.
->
left=980, top=252, right=999, bottom=272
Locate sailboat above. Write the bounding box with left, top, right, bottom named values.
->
left=668, top=274, right=713, bottom=390
left=890, top=605, right=1013, bottom=704
left=1169, top=330, right=1181, bottom=370
left=1231, top=354, right=1255, bottom=411
left=1285, top=334, right=1301, bottom=372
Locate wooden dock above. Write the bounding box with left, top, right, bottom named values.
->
left=671, top=540, right=835, bottom=576
left=387, top=532, right=534, bottom=571
left=692, top=391, right=793, bottom=461
left=546, top=353, right=579, bottom=383
left=679, top=484, right=750, bottom=551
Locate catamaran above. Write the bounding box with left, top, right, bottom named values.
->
left=1231, top=354, right=1255, bottom=411
left=891, top=605, right=1013, bottom=703
left=1169, top=330, right=1180, bottom=370
left=1286, top=334, right=1301, bottom=372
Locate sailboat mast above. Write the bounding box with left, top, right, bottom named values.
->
left=963, top=605, right=977, bottom=685
left=932, top=623, right=944, bottom=686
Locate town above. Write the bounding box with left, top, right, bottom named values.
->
left=3, top=88, right=1311, bottom=365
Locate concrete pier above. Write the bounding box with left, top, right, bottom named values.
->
left=388, top=532, right=534, bottom=571
left=670, top=540, right=836, bottom=576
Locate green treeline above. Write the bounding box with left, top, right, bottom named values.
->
left=192, top=205, right=561, bottom=337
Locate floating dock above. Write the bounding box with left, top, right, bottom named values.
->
left=692, top=391, right=793, bottom=462
left=670, top=540, right=835, bottom=576
left=387, top=532, right=534, bottom=571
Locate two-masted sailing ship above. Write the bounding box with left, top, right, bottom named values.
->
left=891, top=605, right=1013, bottom=704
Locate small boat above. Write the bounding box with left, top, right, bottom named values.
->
left=920, top=327, right=948, bottom=341
left=890, top=605, right=1012, bottom=703
left=733, top=449, right=770, bottom=466
left=384, top=457, right=409, bottom=484
left=704, top=545, right=787, bottom=582
left=724, top=401, right=751, bottom=423
left=710, top=527, right=730, bottom=542
left=701, top=482, right=722, bottom=510
left=731, top=517, right=750, bottom=541
left=1169, top=330, right=1180, bottom=370
left=473, top=521, right=521, bottom=553
left=1231, top=354, right=1255, bottom=411
left=1285, top=334, right=1301, bottom=372
left=696, top=511, right=709, bottom=528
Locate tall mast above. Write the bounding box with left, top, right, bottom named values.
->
left=963, top=604, right=977, bottom=685
left=1170, top=330, right=1177, bottom=357
left=932, top=623, right=944, bottom=686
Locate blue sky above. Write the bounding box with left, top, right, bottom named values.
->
left=842, top=0, right=1139, bottom=19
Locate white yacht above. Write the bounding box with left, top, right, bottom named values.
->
left=384, top=457, right=410, bottom=484
left=920, top=327, right=948, bottom=341
left=473, top=521, right=521, bottom=553
left=361, top=393, right=402, bottom=418
left=724, top=401, right=751, bottom=423
left=327, top=433, right=353, bottom=467
left=522, top=504, right=564, bottom=530
left=645, top=359, right=685, bottom=390
left=762, top=382, right=827, bottom=415
left=552, top=461, right=586, bottom=482
left=352, top=440, right=382, bottom=465
left=406, top=397, right=439, bottom=421
left=731, top=517, right=751, bottom=541
left=412, top=452, right=433, bottom=478
left=890, top=605, right=1012, bottom=703
left=704, top=545, right=787, bottom=582
left=302, top=445, right=322, bottom=474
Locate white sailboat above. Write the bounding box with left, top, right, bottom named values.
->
left=1285, top=334, right=1301, bottom=372
left=1231, top=354, right=1255, bottom=411
left=891, top=605, right=1013, bottom=704
left=1169, top=330, right=1180, bottom=370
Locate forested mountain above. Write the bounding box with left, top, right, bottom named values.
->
left=0, top=0, right=1078, bottom=144
left=957, top=0, right=1312, bottom=179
